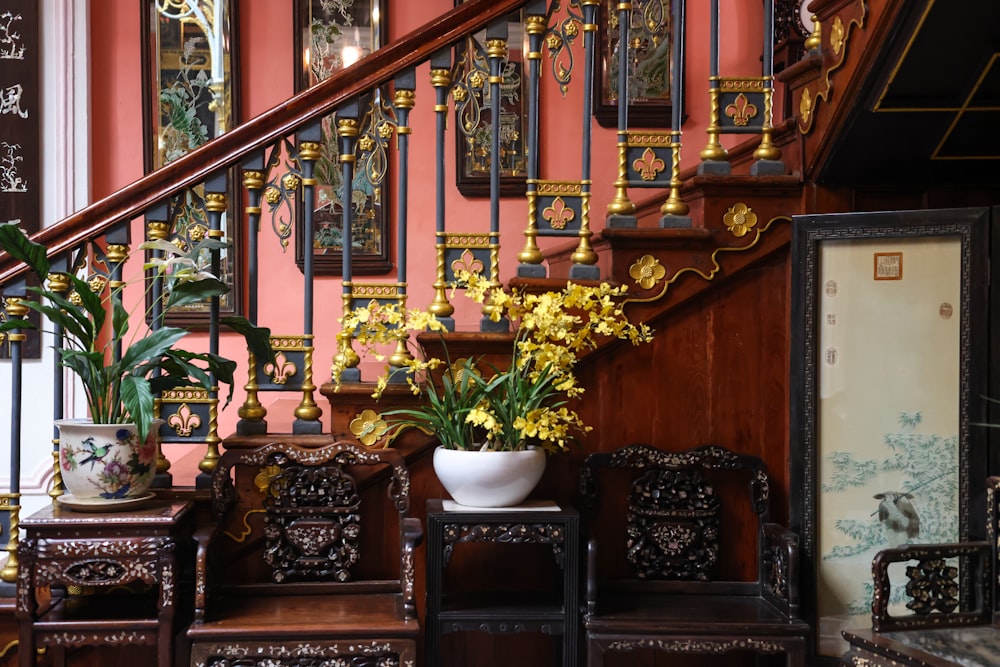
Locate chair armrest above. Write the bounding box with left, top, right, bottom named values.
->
left=191, top=522, right=218, bottom=625
left=584, top=537, right=597, bottom=617
left=401, top=517, right=423, bottom=620
left=871, top=541, right=991, bottom=632
left=762, top=522, right=800, bottom=619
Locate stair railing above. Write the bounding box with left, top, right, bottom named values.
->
left=0, top=0, right=804, bottom=587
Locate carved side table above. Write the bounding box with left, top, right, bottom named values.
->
left=15, top=500, right=193, bottom=667
left=425, top=499, right=579, bottom=667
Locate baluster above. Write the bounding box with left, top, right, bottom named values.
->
left=237, top=151, right=268, bottom=435
left=699, top=0, right=730, bottom=174
left=389, top=70, right=416, bottom=371
left=570, top=0, right=600, bottom=280
left=294, top=123, right=323, bottom=435
left=427, top=49, right=456, bottom=331
left=333, top=100, right=362, bottom=384
left=751, top=0, right=785, bottom=176
left=660, top=0, right=692, bottom=226
left=517, top=1, right=548, bottom=277
left=105, top=223, right=130, bottom=364
left=197, top=172, right=228, bottom=481
left=804, top=15, right=822, bottom=53
left=606, top=1, right=638, bottom=229
left=481, top=18, right=510, bottom=332
left=47, top=257, right=71, bottom=499
left=0, top=279, right=27, bottom=583
left=145, top=205, right=173, bottom=487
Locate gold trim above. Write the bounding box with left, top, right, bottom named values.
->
left=625, top=216, right=788, bottom=305
left=351, top=283, right=405, bottom=300
left=0, top=640, right=17, bottom=659
left=145, top=221, right=170, bottom=241
left=661, top=133, right=689, bottom=217
left=442, top=231, right=494, bottom=249
left=701, top=78, right=728, bottom=161
left=798, top=0, right=867, bottom=134
left=719, top=77, right=767, bottom=92
left=224, top=508, right=266, bottom=543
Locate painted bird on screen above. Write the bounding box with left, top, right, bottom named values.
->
left=873, top=491, right=921, bottom=547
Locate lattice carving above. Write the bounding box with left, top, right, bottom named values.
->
left=262, top=457, right=361, bottom=583
left=905, top=558, right=960, bottom=615
left=626, top=467, right=720, bottom=580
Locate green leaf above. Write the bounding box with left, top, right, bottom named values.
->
left=112, top=291, right=129, bottom=340
left=0, top=223, right=49, bottom=278
left=0, top=318, right=32, bottom=333
left=221, top=316, right=274, bottom=363
left=120, top=375, right=155, bottom=442
left=120, top=327, right=188, bottom=369
left=67, top=273, right=106, bottom=334
left=21, top=292, right=94, bottom=345
left=165, top=277, right=228, bottom=310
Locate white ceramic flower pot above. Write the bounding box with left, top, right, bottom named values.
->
left=55, top=419, right=161, bottom=502
left=432, top=445, right=546, bottom=507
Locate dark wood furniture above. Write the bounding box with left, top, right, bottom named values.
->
left=186, top=440, right=422, bottom=667
left=15, top=500, right=193, bottom=667
left=841, top=477, right=1000, bottom=667
left=424, top=499, right=580, bottom=667
left=578, top=443, right=809, bottom=666
left=841, top=541, right=997, bottom=666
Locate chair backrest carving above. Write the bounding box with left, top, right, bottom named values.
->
left=627, top=466, right=720, bottom=580
left=263, top=453, right=362, bottom=582
left=581, top=443, right=770, bottom=587
left=210, top=441, right=411, bottom=586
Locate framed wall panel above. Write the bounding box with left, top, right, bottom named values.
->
left=790, top=207, right=990, bottom=664
left=452, top=2, right=528, bottom=197
left=140, top=0, right=242, bottom=324
left=293, top=0, right=390, bottom=276
left=594, top=0, right=674, bottom=128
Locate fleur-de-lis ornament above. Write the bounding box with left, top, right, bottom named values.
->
left=725, top=93, right=758, bottom=127
left=543, top=197, right=575, bottom=230
left=167, top=403, right=202, bottom=437
left=264, top=352, right=297, bottom=385
left=632, top=148, right=666, bottom=181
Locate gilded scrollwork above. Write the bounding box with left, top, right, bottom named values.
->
left=542, top=0, right=584, bottom=95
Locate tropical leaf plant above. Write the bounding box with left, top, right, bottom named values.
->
left=0, top=222, right=273, bottom=442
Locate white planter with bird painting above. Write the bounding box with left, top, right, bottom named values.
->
left=55, top=419, right=161, bottom=506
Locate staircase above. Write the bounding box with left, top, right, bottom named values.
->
left=1, top=1, right=965, bottom=658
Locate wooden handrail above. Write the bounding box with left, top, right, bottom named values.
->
left=0, top=0, right=528, bottom=285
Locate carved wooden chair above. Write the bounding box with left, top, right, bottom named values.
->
left=841, top=476, right=1000, bottom=666
left=186, top=440, right=422, bottom=667
left=578, top=443, right=809, bottom=667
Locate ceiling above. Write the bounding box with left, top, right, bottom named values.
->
left=818, top=0, right=1000, bottom=186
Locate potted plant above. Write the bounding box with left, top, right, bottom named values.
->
left=332, top=271, right=653, bottom=506
left=0, top=223, right=273, bottom=504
